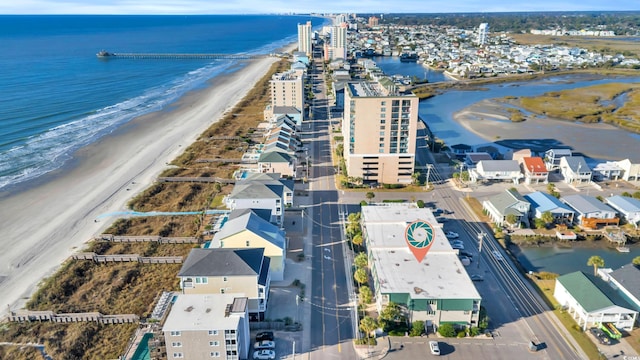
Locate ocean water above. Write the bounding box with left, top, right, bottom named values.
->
left=0, top=15, right=320, bottom=190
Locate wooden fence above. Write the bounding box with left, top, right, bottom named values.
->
left=97, top=234, right=200, bottom=244
left=8, top=310, right=139, bottom=324
left=158, top=177, right=235, bottom=184
left=72, top=252, right=183, bottom=264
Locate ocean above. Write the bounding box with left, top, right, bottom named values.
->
left=0, top=15, right=321, bottom=191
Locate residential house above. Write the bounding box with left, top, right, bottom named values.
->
left=212, top=209, right=287, bottom=281
left=178, top=248, right=271, bottom=321
left=560, top=156, right=592, bottom=184
left=225, top=173, right=293, bottom=226
left=505, top=148, right=531, bottom=161
left=561, top=194, right=619, bottom=229
left=606, top=196, right=640, bottom=228
left=163, top=294, right=250, bottom=360
left=264, top=105, right=302, bottom=127
left=554, top=271, right=637, bottom=331
left=257, top=151, right=296, bottom=178
left=474, top=145, right=500, bottom=159
left=608, top=264, right=640, bottom=314
left=524, top=191, right=575, bottom=225
left=592, top=161, right=623, bottom=181
left=520, top=157, right=549, bottom=184
left=616, top=159, right=640, bottom=181
left=361, top=204, right=481, bottom=331
left=472, top=160, right=523, bottom=184
left=450, top=143, right=473, bottom=157
left=544, top=148, right=572, bottom=172
left=464, top=152, right=492, bottom=169
left=482, top=188, right=531, bottom=227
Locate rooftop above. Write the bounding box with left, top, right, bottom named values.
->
left=162, top=293, right=247, bottom=332
left=348, top=81, right=387, bottom=97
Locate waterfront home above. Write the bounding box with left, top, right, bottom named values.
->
left=163, top=293, right=250, bottom=359
left=605, top=196, right=640, bottom=228
left=225, top=173, right=293, bottom=227
left=560, top=156, right=592, bottom=184
left=212, top=209, right=287, bottom=281
left=482, top=188, right=531, bottom=227
left=523, top=191, right=574, bottom=225
left=592, top=161, right=623, bottom=181
left=544, top=148, right=572, bottom=172
left=520, top=157, right=549, bottom=184
left=450, top=143, right=473, bottom=157
left=504, top=148, right=532, bottom=162
left=258, top=151, right=296, bottom=178
left=264, top=105, right=302, bottom=127
left=615, top=159, right=640, bottom=182
left=464, top=152, right=492, bottom=169
left=178, top=248, right=271, bottom=321
left=554, top=271, right=637, bottom=331
left=561, top=194, right=619, bottom=229
left=361, top=204, right=481, bottom=331
left=472, top=160, right=523, bottom=184
left=606, top=264, right=640, bottom=314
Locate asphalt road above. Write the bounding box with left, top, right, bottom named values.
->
left=307, top=60, right=355, bottom=359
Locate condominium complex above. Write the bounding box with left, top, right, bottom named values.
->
left=342, top=80, right=419, bottom=184
left=270, top=70, right=305, bottom=119
left=163, top=293, right=250, bottom=360
left=329, top=23, right=348, bottom=60
left=477, top=23, right=489, bottom=46
left=297, top=21, right=312, bottom=56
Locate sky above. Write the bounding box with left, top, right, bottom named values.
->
left=1, top=0, right=638, bottom=15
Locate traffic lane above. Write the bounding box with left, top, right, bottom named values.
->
left=385, top=338, right=544, bottom=360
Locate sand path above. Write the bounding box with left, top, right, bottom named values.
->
left=0, top=56, right=278, bottom=316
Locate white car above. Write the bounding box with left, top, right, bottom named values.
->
left=492, top=251, right=504, bottom=261
left=254, top=340, right=275, bottom=350
left=253, top=350, right=276, bottom=360
left=445, top=231, right=459, bottom=239
left=429, top=340, right=440, bottom=355
left=451, top=243, right=464, bottom=250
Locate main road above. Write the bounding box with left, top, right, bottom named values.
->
left=306, top=58, right=355, bottom=359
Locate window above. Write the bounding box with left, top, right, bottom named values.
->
left=170, top=331, right=181, bottom=336
left=223, top=277, right=228, bottom=282
left=245, top=241, right=250, bottom=247
left=208, top=330, right=219, bottom=336
left=173, top=353, right=184, bottom=358
left=171, top=342, right=182, bottom=347
left=210, top=341, right=220, bottom=346
left=220, top=241, right=224, bottom=247
left=210, top=352, right=220, bottom=358
left=195, top=277, right=208, bottom=284
left=220, top=288, right=225, bottom=294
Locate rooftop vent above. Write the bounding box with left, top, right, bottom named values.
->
left=185, top=306, right=194, bottom=312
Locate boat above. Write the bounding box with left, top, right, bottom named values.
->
left=96, top=50, right=115, bottom=57
left=400, top=52, right=418, bottom=62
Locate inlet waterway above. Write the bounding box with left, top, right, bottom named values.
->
left=372, top=56, right=450, bottom=83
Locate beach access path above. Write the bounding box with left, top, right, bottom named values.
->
left=0, top=56, right=279, bottom=317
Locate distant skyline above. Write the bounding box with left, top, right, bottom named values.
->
left=1, top=0, right=638, bottom=15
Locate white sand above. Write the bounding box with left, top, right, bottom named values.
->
left=0, top=56, right=279, bottom=316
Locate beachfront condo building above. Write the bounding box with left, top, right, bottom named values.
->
left=163, top=293, right=250, bottom=360
left=477, top=23, right=489, bottom=46
left=270, top=70, right=304, bottom=120
left=342, top=80, right=419, bottom=185
left=329, top=23, right=348, bottom=60
left=297, top=21, right=312, bottom=56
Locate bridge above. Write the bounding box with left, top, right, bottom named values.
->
left=97, top=51, right=270, bottom=60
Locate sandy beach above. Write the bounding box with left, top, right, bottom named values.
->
left=0, top=56, right=279, bottom=316
left=453, top=99, right=640, bottom=161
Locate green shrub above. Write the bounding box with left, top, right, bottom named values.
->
left=438, top=323, right=456, bottom=337
left=469, top=327, right=480, bottom=337
left=457, top=331, right=466, bottom=338
left=409, top=321, right=425, bottom=337
left=416, top=200, right=425, bottom=208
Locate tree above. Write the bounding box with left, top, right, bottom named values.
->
left=632, top=256, right=640, bottom=266
left=365, top=192, right=375, bottom=204
left=411, top=171, right=421, bottom=185
left=354, top=252, right=368, bottom=269
left=505, top=214, right=518, bottom=227
left=359, top=286, right=373, bottom=304
left=354, top=268, right=368, bottom=285
left=410, top=321, right=425, bottom=337
left=379, top=302, right=404, bottom=330
left=359, top=316, right=378, bottom=338
left=438, top=323, right=456, bottom=337
left=352, top=233, right=363, bottom=247
left=541, top=211, right=554, bottom=227
left=587, top=255, right=605, bottom=276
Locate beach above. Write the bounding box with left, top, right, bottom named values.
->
left=0, top=56, right=279, bottom=316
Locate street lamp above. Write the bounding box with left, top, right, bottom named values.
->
left=477, top=232, right=484, bottom=269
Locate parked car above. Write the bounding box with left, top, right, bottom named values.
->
left=492, top=251, right=504, bottom=261
left=470, top=274, right=484, bottom=281
left=445, top=231, right=459, bottom=239
left=433, top=208, right=444, bottom=216
left=436, top=217, right=448, bottom=223
left=451, top=243, right=464, bottom=250
left=449, top=239, right=463, bottom=245
left=459, top=256, right=471, bottom=266
left=589, top=327, right=611, bottom=345
left=429, top=340, right=440, bottom=355
left=459, top=251, right=474, bottom=259
left=254, top=340, right=275, bottom=350
left=256, top=331, right=274, bottom=342
left=253, top=349, right=276, bottom=360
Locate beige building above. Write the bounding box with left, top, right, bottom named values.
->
left=163, top=293, right=250, bottom=360
left=297, top=21, right=312, bottom=56
left=342, top=81, right=419, bottom=184
left=178, top=248, right=271, bottom=321
left=270, top=70, right=304, bottom=120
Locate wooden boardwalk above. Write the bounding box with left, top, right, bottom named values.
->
left=158, top=176, right=235, bottom=184
left=97, top=234, right=199, bottom=244
left=72, top=252, right=183, bottom=264
left=8, top=310, right=139, bottom=324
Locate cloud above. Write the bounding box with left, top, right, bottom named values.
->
left=0, top=0, right=638, bottom=14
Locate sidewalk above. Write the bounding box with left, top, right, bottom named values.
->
left=353, top=336, right=391, bottom=359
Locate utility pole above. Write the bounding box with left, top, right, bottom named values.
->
left=425, top=164, right=433, bottom=189
left=477, top=232, right=484, bottom=269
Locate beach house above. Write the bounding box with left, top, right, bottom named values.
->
left=472, top=160, right=523, bottom=184
left=482, top=188, right=530, bottom=227
left=616, top=159, right=640, bottom=182
left=605, top=196, right=640, bottom=228
left=560, top=156, right=592, bottom=184
left=520, top=157, right=548, bottom=184
left=561, top=194, right=619, bottom=229
left=225, top=173, right=293, bottom=227
left=524, top=191, right=574, bottom=225
left=544, top=148, right=572, bottom=172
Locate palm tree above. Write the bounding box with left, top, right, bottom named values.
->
left=359, top=316, right=378, bottom=339
left=354, top=268, right=368, bottom=285
left=541, top=211, right=555, bottom=228
left=632, top=256, right=640, bottom=266
left=365, top=191, right=375, bottom=204
left=587, top=255, right=605, bottom=276
left=354, top=252, right=368, bottom=269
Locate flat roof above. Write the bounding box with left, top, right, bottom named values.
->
left=362, top=205, right=481, bottom=300
left=349, top=82, right=386, bottom=97
left=163, top=293, right=247, bottom=332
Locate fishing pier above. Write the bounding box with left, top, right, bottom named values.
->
left=97, top=50, right=271, bottom=60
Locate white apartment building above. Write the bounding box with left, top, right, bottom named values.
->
left=330, top=23, right=348, bottom=60
left=297, top=21, right=312, bottom=56
left=342, top=80, right=418, bottom=184
left=477, top=23, right=489, bottom=46
left=270, top=70, right=304, bottom=119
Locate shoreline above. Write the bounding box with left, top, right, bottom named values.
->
left=0, top=55, right=280, bottom=316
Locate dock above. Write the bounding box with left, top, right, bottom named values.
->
left=97, top=51, right=269, bottom=60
